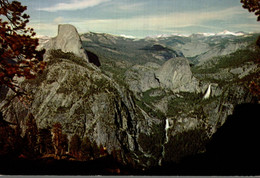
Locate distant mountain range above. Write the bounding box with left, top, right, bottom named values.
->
left=77, top=30, right=259, bottom=67
left=146, top=30, right=249, bottom=39
left=37, top=30, right=255, bottom=41
left=37, top=30, right=259, bottom=68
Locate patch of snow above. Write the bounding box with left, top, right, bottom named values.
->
left=146, top=30, right=247, bottom=39
left=197, top=32, right=216, bottom=37
left=120, top=34, right=136, bottom=39
left=216, top=30, right=245, bottom=36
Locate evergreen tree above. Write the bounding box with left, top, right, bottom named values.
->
left=0, top=112, right=16, bottom=155
left=80, top=137, right=92, bottom=160
left=60, top=133, right=68, bottom=156
left=241, top=0, right=260, bottom=47
left=0, top=0, right=46, bottom=94
left=69, top=134, right=81, bottom=158
left=52, top=122, right=62, bottom=158
left=241, top=0, right=260, bottom=21
left=38, top=128, right=54, bottom=155
left=24, top=113, right=38, bottom=156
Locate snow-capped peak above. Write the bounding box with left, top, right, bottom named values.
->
left=197, top=32, right=216, bottom=37
left=146, top=33, right=189, bottom=39
left=145, top=34, right=171, bottom=39
left=146, top=30, right=246, bottom=39
left=120, top=34, right=136, bottom=39
left=194, top=30, right=245, bottom=37
left=216, top=30, right=245, bottom=36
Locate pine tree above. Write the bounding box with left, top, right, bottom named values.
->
left=0, top=112, right=16, bottom=155
left=60, top=133, right=68, bottom=156
left=52, top=122, right=62, bottom=158
left=80, top=137, right=92, bottom=160
left=0, top=0, right=46, bottom=95
left=69, top=134, right=81, bottom=158
left=38, top=128, right=54, bottom=155
left=24, top=113, right=38, bottom=156
left=241, top=0, right=260, bottom=21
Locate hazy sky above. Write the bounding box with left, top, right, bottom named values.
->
left=19, top=0, right=260, bottom=38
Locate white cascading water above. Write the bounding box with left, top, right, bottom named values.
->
left=159, top=118, right=170, bottom=166
left=165, top=118, right=170, bottom=143
left=203, top=84, right=212, bottom=99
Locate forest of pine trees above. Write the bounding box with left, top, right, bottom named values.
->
left=0, top=111, right=108, bottom=161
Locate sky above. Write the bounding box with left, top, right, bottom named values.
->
left=19, top=0, right=260, bottom=38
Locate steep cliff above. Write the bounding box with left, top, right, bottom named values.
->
left=0, top=25, right=165, bottom=169
left=0, top=25, right=258, bottom=173
left=44, top=24, right=88, bottom=61
left=42, top=24, right=100, bottom=67
left=155, top=57, right=200, bottom=92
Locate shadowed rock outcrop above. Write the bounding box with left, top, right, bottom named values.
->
left=86, top=50, right=101, bottom=67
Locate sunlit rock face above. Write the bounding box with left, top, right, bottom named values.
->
left=125, top=58, right=201, bottom=95
left=1, top=51, right=165, bottom=169
left=0, top=25, right=165, bottom=169
left=38, top=24, right=101, bottom=67
left=155, top=57, right=200, bottom=92
left=53, top=24, right=88, bottom=60
left=125, top=62, right=161, bottom=94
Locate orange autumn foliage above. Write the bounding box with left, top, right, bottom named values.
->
left=0, top=0, right=46, bottom=94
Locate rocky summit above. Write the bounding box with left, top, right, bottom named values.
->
left=0, top=24, right=259, bottom=174
left=43, top=24, right=89, bottom=63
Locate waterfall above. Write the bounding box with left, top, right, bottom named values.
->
left=203, top=84, right=212, bottom=99
left=159, top=118, right=170, bottom=166
left=165, top=118, right=170, bottom=143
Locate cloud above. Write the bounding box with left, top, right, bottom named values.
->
left=38, top=0, right=110, bottom=12
left=30, top=5, right=259, bottom=37
left=232, top=24, right=260, bottom=32
left=53, top=16, right=65, bottom=24
left=75, top=6, right=248, bottom=33
left=110, top=2, right=145, bottom=11
left=28, top=22, right=58, bottom=37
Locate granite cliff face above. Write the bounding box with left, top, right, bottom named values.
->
left=0, top=25, right=258, bottom=172
left=2, top=54, right=164, bottom=168
left=0, top=25, right=165, bottom=169
left=44, top=24, right=88, bottom=61
left=155, top=57, right=199, bottom=92
left=41, top=24, right=100, bottom=67
left=125, top=57, right=200, bottom=95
